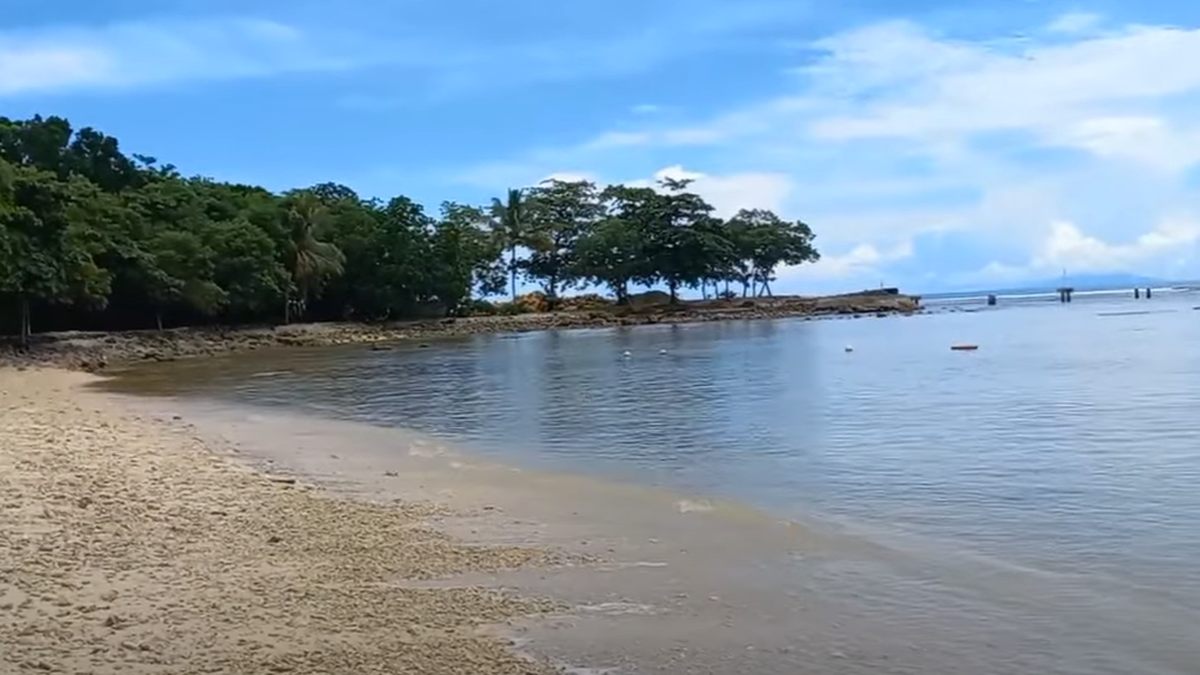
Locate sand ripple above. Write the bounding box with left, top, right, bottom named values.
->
left=0, top=368, right=561, bottom=674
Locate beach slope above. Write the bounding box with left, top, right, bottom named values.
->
left=0, top=368, right=559, bottom=674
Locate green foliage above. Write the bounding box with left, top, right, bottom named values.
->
left=725, top=208, right=820, bottom=297
left=431, top=202, right=503, bottom=316
left=0, top=115, right=823, bottom=341
left=520, top=179, right=604, bottom=306
left=573, top=185, right=654, bottom=304
left=490, top=187, right=527, bottom=301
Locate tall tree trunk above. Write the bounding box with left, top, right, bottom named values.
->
left=19, top=296, right=31, bottom=350
left=509, top=246, right=517, bottom=301
left=668, top=280, right=678, bottom=303
left=156, top=311, right=164, bottom=332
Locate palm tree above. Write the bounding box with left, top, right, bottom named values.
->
left=490, top=188, right=525, bottom=301
left=283, top=192, right=345, bottom=322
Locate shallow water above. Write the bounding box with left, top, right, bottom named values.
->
left=110, top=290, right=1200, bottom=674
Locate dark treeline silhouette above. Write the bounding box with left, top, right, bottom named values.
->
left=0, top=115, right=820, bottom=346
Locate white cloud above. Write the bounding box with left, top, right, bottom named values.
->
left=780, top=240, right=914, bottom=280
left=635, top=165, right=794, bottom=218
left=803, top=20, right=1200, bottom=171
left=963, top=218, right=1200, bottom=285
left=1046, top=13, right=1102, bottom=35
left=540, top=171, right=598, bottom=184
left=0, top=18, right=378, bottom=96
left=564, top=18, right=1200, bottom=175
left=0, top=1, right=816, bottom=99
left=580, top=131, right=655, bottom=152
left=455, top=13, right=1200, bottom=289
left=1031, top=219, right=1200, bottom=272
left=462, top=163, right=794, bottom=220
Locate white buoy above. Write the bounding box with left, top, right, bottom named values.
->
left=844, top=345, right=854, bottom=353
left=623, top=350, right=632, bottom=358
left=659, top=349, right=667, bottom=355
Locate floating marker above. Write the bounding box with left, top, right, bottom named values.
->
left=951, top=344, right=979, bottom=351
left=623, top=350, right=632, bottom=357
left=844, top=345, right=854, bottom=353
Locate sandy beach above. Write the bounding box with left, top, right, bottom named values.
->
left=4, top=355, right=1073, bottom=675
left=0, top=367, right=564, bottom=674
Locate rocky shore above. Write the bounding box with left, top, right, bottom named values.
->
left=0, top=292, right=920, bottom=371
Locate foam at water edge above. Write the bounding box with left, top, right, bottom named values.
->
left=676, top=499, right=715, bottom=513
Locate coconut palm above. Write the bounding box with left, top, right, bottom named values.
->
left=283, top=191, right=345, bottom=322
left=490, top=187, right=526, bottom=301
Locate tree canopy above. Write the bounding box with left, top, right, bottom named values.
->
left=0, top=115, right=820, bottom=344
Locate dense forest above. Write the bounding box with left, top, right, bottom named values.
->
left=0, top=115, right=820, bottom=345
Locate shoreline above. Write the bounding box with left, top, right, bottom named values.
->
left=11, top=364, right=1196, bottom=673
left=0, top=292, right=920, bottom=371
left=0, top=367, right=571, bottom=674
left=93, top=378, right=1194, bottom=675
left=93, top=386, right=859, bottom=674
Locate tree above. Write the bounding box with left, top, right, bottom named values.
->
left=573, top=185, right=655, bottom=304
left=144, top=230, right=227, bottom=330
left=431, top=202, right=504, bottom=315
left=726, top=209, right=820, bottom=297
left=0, top=115, right=73, bottom=175
left=521, top=180, right=602, bottom=307
left=0, top=113, right=826, bottom=338
left=205, top=218, right=287, bottom=320
left=0, top=166, right=111, bottom=345
left=640, top=177, right=725, bottom=303
left=0, top=160, right=17, bottom=321
left=490, top=188, right=527, bottom=301
left=282, top=191, right=345, bottom=322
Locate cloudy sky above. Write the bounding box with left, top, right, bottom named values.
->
left=4, top=0, right=1200, bottom=293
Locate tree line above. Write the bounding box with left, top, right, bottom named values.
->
left=0, top=115, right=820, bottom=345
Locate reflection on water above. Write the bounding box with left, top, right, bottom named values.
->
left=109, top=291, right=1200, bottom=674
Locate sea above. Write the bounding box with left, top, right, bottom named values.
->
left=107, top=287, right=1200, bottom=674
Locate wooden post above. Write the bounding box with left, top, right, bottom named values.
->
left=1146, top=287, right=1152, bottom=299
left=987, top=294, right=997, bottom=306
left=1135, top=288, right=1141, bottom=299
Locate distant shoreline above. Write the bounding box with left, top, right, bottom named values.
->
left=0, top=291, right=920, bottom=371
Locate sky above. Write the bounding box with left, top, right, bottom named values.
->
left=4, top=0, right=1200, bottom=294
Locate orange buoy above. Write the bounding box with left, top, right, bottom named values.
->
left=950, top=344, right=979, bottom=351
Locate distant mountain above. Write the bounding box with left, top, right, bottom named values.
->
left=1017, top=273, right=1170, bottom=292
left=926, top=273, right=1175, bottom=299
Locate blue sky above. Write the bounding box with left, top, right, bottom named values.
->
left=5, top=0, right=1200, bottom=293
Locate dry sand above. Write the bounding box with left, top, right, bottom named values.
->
left=0, top=367, right=564, bottom=674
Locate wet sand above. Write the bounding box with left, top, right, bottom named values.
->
left=88, top=389, right=1101, bottom=675
left=0, top=368, right=562, bottom=674
left=10, top=366, right=1195, bottom=674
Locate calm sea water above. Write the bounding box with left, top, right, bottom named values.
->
left=113, top=290, right=1200, bottom=672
